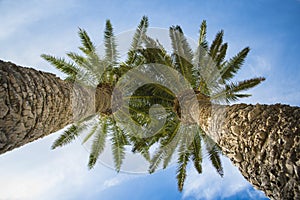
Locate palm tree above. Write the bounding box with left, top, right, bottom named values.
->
left=41, top=20, right=129, bottom=171
left=0, top=60, right=95, bottom=154
left=0, top=17, right=299, bottom=199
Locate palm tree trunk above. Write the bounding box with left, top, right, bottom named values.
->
left=0, top=60, right=95, bottom=154
left=191, top=101, right=300, bottom=199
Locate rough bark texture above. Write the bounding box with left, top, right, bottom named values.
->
left=95, top=83, right=113, bottom=114
left=0, top=60, right=95, bottom=154
left=191, top=102, right=300, bottom=199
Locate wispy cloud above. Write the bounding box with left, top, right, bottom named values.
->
left=182, top=156, right=265, bottom=200
left=0, top=0, right=83, bottom=77
left=0, top=128, right=117, bottom=200
left=0, top=0, right=76, bottom=40
left=248, top=55, right=272, bottom=76
left=102, top=174, right=139, bottom=190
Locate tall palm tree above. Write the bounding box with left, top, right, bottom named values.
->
left=0, top=17, right=299, bottom=199
left=0, top=60, right=95, bottom=154
left=41, top=20, right=129, bottom=171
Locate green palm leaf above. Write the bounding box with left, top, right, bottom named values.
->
left=67, top=52, right=99, bottom=85
left=209, top=30, right=224, bottom=60
left=149, top=148, right=165, bottom=173
left=130, top=136, right=151, bottom=161
left=211, top=77, right=265, bottom=102
left=140, top=35, right=173, bottom=67
left=78, top=28, right=96, bottom=55
left=82, top=122, right=99, bottom=144
left=88, top=117, right=108, bottom=169
left=221, top=47, right=250, bottom=81
left=52, top=124, right=86, bottom=149
left=67, top=52, right=87, bottom=67
left=110, top=117, right=128, bottom=172
left=198, top=20, right=208, bottom=50
left=204, top=136, right=224, bottom=177
left=111, top=133, right=126, bottom=172
left=41, top=54, right=78, bottom=80
left=176, top=144, right=190, bottom=192
left=131, top=16, right=148, bottom=51
left=190, top=131, right=202, bottom=174
left=126, top=16, right=148, bottom=65
left=208, top=146, right=223, bottom=177
left=169, top=26, right=196, bottom=86
left=104, top=20, right=118, bottom=65
left=162, top=135, right=180, bottom=169
left=161, top=122, right=181, bottom=169
left=215, top=43, right=228, bottom=67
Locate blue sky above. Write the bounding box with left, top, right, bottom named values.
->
left=0, top=0, right=299, bottom=199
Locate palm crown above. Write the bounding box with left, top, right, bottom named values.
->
left=41, top=16, right=265, bottom=191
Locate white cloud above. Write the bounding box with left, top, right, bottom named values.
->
left=0, top=0, right=83, bottom=78
left=102, top=174, right=139, bottom=190
left=0, top=125, right=150, bottom=200
left=248, top=55, right=272, bottom=76
left=0, top=0, right=77, bottom=40
left=0, top=128, right=117, bottom=200
left=182, top=156, right=265, bottom=200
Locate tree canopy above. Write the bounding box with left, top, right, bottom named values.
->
left=42, top=16, right=265, bottom=191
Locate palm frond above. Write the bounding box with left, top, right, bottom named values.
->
left=82, top=122, right=99, bottom=144
left=208, top=146, right=223, bottom=177
left=131, top=16, right=148, bottom=51
left=148, top=121, right=181, bottom=172
left=41, top=54, right=78, bottom=79
left=110, top=118, right=128, bottom=172
left=78, top=28, right=96, bottom=55
left=203, top=135, right=223, bottom=177
left=162, top=148, right=175, bottom=169
left=111, top=132, right=126, bottom=172
left=198, top=20, right=208, bottom=50
left=68, top=52, right=102, bottom=83
left=176, top=143, right=190, bottom=192
left=126, top=16, right=148, bottom=65
left=193, top=46, right=209, bottom=92
left=162, top=135, right=180, bottom=169
left=104, top=20, right=118, bottom=65
left=71, top=53, right=102, bottom=84
left=209, top=30, right=224, bottom=60
left=88, top=117, right=108, bottom=169
left=169, top=26, right=196, bottom=86
left=67, top=52, right=87, bottom=67
left=130, top=135, right=151, bottom=161
left=161, top=122, right=181, bottom=168
left=139, top=146, right=151, bottom=162
left=221, top=47, right=250, bottom=81
left=149, top=148, right=164, bottom=173
left=231, top=77, right=265, bottom=92
left=215, top=43, right=228, bottom=67
left=140, top=35, right=173, bottom=67
left=190, top=131, right=202, bottom=174
left=211, top=77, right=265, bottom=102
left=148, top=123, right=180, bottom=173
left=52, top=124, right=85, bottom=149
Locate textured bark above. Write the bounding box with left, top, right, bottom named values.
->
left=191, top=102, right=300, bottom=199
left=0, top=60, right=95, bottom=154
left=95, top=83, right=113, bottom=114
